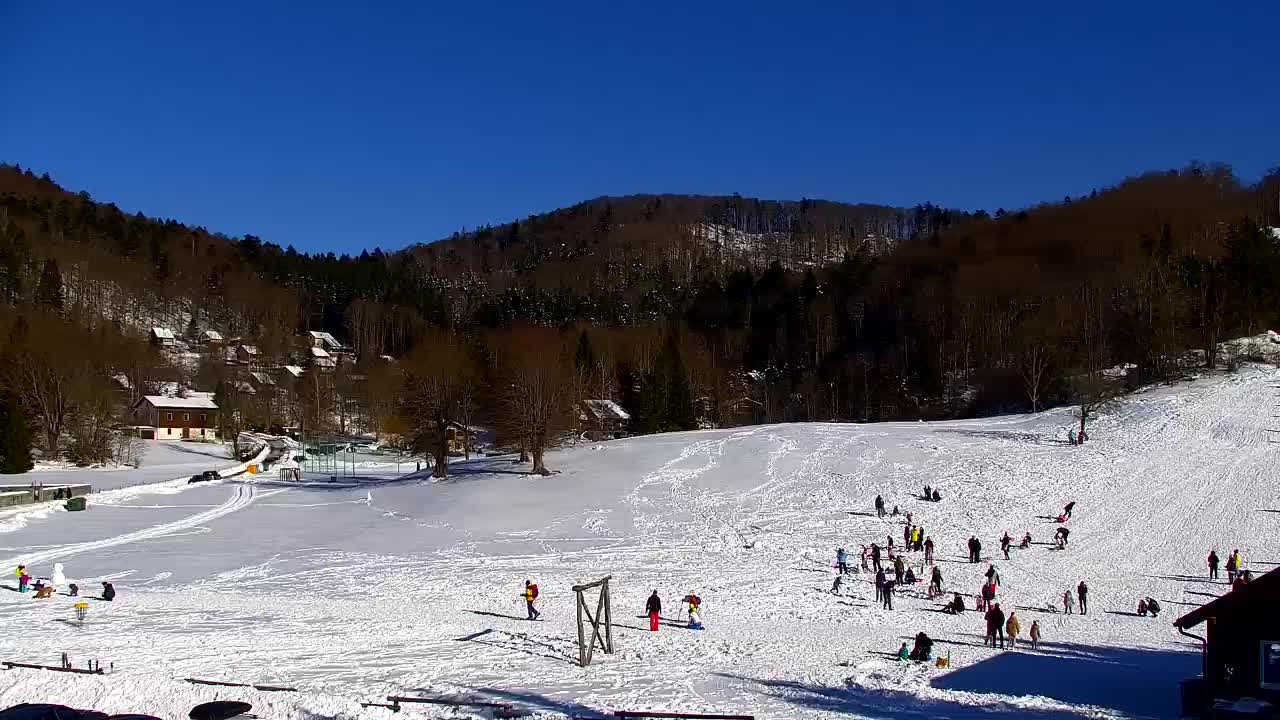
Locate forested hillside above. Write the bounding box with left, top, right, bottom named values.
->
left=0, top=162, right=1278, bottom=474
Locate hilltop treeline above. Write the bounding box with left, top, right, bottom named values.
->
left=0, top=162, right=1277, bottom=471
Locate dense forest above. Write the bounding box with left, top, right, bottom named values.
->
left=0, top=161, right=1278, bottom=474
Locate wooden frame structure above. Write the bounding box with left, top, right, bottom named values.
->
left=572, top=575, right=614, bottom=667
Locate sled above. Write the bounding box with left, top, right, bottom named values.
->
left=188, top=702, right=253, bottom=720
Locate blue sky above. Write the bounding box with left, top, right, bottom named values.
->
left=3, top=2, right=1276, bottom=253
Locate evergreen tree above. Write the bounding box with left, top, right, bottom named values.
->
left=659, top=332, right=697, bottom=431
left=0, top=389, right=33, bottom=474
left=35, top=257, right=63, bottom=310
left=574, top=329, right=596, bottom=374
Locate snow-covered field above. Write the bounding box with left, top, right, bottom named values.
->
left=2, top=368, right=1278, bottom=719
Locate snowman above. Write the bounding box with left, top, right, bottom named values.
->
left=52, top=563, right=66, bottom=586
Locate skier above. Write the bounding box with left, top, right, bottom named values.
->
left=909, top=632, right=934, bottom=661
left=1055, top=526, right=1070, bottom=549
left=924, top=536, right=935, bottom=565
left=523, top=580, right=541, bottom=620
left=1076, top=581, right=1089, bottom=615
left=836, top=547, right=848, bottom=575
left=984, top=603, right=1006, bottom=649
left=645, top=590, right=662, bottom=631
left=875, top=568, right=886, bottom=602
left=1208, top=550, right=1220, bottom=580
left=1029, top=620, right=1042, bottom=650
left=881, top=579, right=895, bottom=610
left=875, top=495, right=886, bottom=518
left=1000, top=533, right=1012, bottom=560
left=928, top=566, right=943, bottom=597
left=1226, top=549, right=1241, bottom=583
left=894, top=555, right=905, bottom=585
left=1020, top=531, right=1032, bottom=549
left=101, top=582, right=116, bottom=602
left=1063, top=589, right=1075, bottom=614
left=1006, top=611, right=1021, bottom=648
left=871, top=543, right=882, bottom=573
left=1064, top=501, right=1075, bottom=519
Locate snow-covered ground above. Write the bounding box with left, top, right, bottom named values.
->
left=27, top=441, right=233, bottom=491
left=2, top=368, right=1279, bottom=719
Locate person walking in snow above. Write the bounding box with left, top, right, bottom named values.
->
left=928, top=566, right=943, bottom=597
left=1226, top=549, right=1241, bottom=583
left=875, top=495, right=886, bottom=518
left=1020, top=531, right=1032, bottom=549
left=523, top=580, right=541, bottom=620
left=1208, top=550, right=1220, bottom=580
left=984, top=603, right=1006, bottom=648
left=903, top=523, right=911, bottom=546
left=894, top=555, right=905, bottom=585
left=881, top=579, right=895, bottom=610
left=924, top=536, right=935, bottom=564
left=836, top=547, right=848, bottom=575
left=871, top=543, right=882, bottom=573
left=646, top=590, right=662, bottom=631
left=886, top=534, right=894, bottom=551
left=1029, top=620, right=1041, bottom=650
left=1076, top=581, right=1089, bottom=615
left=967, top=536, right=981, bottom=563
left=1063, top=589, right=1075, bottom=614
left=985, top=564, right=1000, bottom=588
left=1055, top=526, right=1070, bottom=549
left=1001, top=533, right=1012, bottom=560
left=875, top=568, right=886, bottom=602
left=1005, top=611, right=1021, bottom=648
left=861, top=545, right=870, bottom=571
left=1064, top=501, right=1075, bottom=519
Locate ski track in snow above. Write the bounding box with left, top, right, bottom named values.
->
left=2, top=368, right=1279, bottom=719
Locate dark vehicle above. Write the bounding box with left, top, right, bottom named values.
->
left=187, top=471, right=220, bottom=484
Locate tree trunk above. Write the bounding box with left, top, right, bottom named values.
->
left=531, top=445, right=549, bottom=475
left=1078, top=410, right=1087, bottom=445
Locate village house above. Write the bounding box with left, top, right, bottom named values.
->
left=309, top=345, right=337, bottom=370
left=1174, top=566, right=1280, bottom=715
left=129, top=395, right=219, bottom=440
left=578, top=399, right=631, bottom=440
left=201, top=329, right=224, bottom=345
left=150, top=327, right=176, bottom=346
left=236, top=344, right=260, bottom=366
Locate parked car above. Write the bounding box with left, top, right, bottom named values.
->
left=188, top=470, right=220, bottom=484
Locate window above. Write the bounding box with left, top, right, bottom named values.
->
left=1263, top=641, right=1280, bottom=690
left=166, top=412, right=173, bottom=421
left=200, top=414, right=207, bottom=423
left=183, top=413, right=190, bottom=421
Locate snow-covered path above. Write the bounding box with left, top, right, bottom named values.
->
left=1, top=369, right=1278, bottom=719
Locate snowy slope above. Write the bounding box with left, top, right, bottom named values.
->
left=1, top=368, right=1278, bottom=719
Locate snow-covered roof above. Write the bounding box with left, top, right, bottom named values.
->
left=282, top=365, right=304, bottom=378
left=379, top=354, right=395, bottom=362
left=140, top=395, right=218, bottom=410
left=310, top=346, right=331, bottom=358
left=203, top=330, right=224, bottom=341
left=312, top=357, right=337, bottom=368
left=239, top=344, right=259, bottom=355
left=112, top=373, right=131, bottom=390
left=151, top=327, right=175, bottom=340
left=250, top=372, right=276, bottom=386
left=582, top=399, right=630, bottom=421
left=308, top=331, right=342, bottom=348
left=233, top=380, right=257, bottom=394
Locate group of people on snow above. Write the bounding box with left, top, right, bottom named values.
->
left=13, top=563, right=112, bottom=602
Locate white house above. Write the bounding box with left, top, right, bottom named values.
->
left=130, top=395, right=219, bottom=440
left=150, top=327, right=176, bottom=346
left=307, top=331, right=343, bottom=351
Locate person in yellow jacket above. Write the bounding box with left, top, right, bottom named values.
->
left=15, top=564, right=25, bottom=578
left=1005, top=611, right=1022, bottom=648
left=522, top=580, right=540, bottom=621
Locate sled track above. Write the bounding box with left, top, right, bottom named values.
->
left=1, top=484, right=274, bottom=567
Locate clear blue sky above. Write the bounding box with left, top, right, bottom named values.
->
left=3, top=2, right=1276, bottom=254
